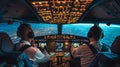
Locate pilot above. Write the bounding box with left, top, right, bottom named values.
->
left=15, top=23, right=50, bottom=67
left=71, top=25, right=107, bottom=67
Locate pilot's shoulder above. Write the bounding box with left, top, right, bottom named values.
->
left=25, top=46, right=40, bottom=53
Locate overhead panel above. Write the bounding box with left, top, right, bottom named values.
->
left=31, top=0, right=93, bottom=24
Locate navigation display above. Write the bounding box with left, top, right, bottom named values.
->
left=38, top=42, right=47, bottom=48
left=56, top=42, right=64, bottom=52
left=72, top=42, right=80, bottom=48
left=64, top=52, right=70, bottom=57
left=49, top=52, right=55, bottom=57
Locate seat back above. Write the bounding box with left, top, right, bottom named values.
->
left=90, top=36, right=120, bottom=67
left=111, top=36, right=120, bottom=55
left=0, top=32, right=14, bottom=53
left=0, top=32, right=32, bottom=67
left=96, top=52, right=120, bottom=67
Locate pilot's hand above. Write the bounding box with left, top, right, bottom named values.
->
left=43, top=50, right=50, bottom=57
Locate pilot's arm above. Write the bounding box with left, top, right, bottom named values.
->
left=24, top=47, right=50, bottom=66
left=34, top=50, right=50, bottom=63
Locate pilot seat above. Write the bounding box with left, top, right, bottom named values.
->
left=0, top=32, right=32, bottom=67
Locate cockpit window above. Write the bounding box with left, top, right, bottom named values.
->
left=0, top=23, right=57, bottom=43
left=31, top=23, right=58, bottom=36
left=0, top=23, right=120, bottom=46
left=62, top=23, right=120, bottom=46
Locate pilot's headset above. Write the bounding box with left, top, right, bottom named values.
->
left=87, top=25, right=104, bottom=41
left=17, top=23, right=34, bottom=39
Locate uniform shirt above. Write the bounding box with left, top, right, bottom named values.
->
left=71, top=41, right=100, bottom=67
left=16, top=40, right=49, bottom=67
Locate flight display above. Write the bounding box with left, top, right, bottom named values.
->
left=71, top=42, right=80, bottom=48
left=49, top=52, right=55, bottom=57
left=38, top=42, right=47, bottom=49
left=55, top=42, right=64, bottom=52
left=64, top=52, right=70, bottom=57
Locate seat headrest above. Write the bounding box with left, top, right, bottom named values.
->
left=111, top=36, right=120, bottom=55
left=0, top=32, right=14, bottom=53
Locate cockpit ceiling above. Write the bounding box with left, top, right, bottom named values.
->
left=0, top=0, right=40, bottom=22
left=31, top=0, right=93, bottom=24
left=80, top=0, right=120, bottom=24
left=0, top=0, right=120, bottom=24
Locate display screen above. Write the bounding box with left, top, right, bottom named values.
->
left=56, top=42, right=64, bottom=52
left=72, top=42, right=80, bottom=48
left=64, top=52, right=70, bottom=57
left=49, top=52, right=55, bottom=57
left=38, top=42, right=47, bottom=48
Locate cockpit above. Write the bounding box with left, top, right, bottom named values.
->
left=0, top=0, right=120, bottom=67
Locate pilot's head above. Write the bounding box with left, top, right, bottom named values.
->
left=17, top=23, right=34, bottom=41
left=87, top=25, right=104, bottom=41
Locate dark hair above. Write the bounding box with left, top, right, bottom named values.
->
left=87, top=25, right=104, bottom=40
left=17, top=23, right=32, bottom=37
left=111, top=36, right=120, bottom=55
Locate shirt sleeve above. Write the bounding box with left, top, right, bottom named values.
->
left=34, top=50, right=50, bottom=63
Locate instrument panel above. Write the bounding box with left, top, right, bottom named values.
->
left=35, top=35, right=89, bottom=53
left=34, top=35, right=89, bottom=66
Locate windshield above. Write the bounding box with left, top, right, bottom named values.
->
left=0, top=23, right=57, bottom=43
left=0, top=23, right=120, bottom=47
left=62, top=23, right=120, bottom=46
